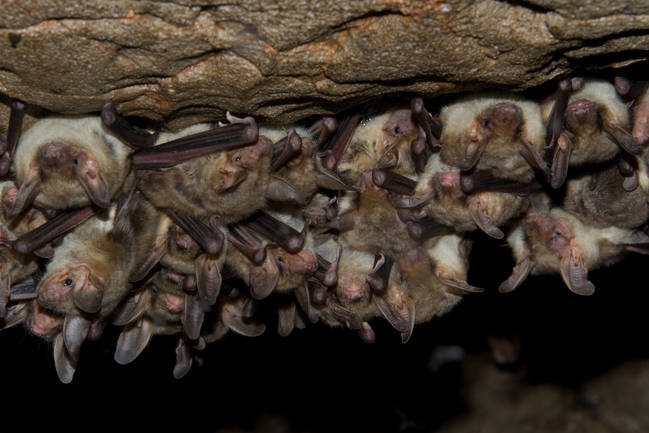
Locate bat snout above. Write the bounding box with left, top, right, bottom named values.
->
left=566, top=99, right=599, bottom=128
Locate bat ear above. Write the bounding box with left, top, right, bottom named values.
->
left=53, top=333, right=76, bottom=384
left=249, top=254, right=279, bottom=300
left=265, top=176, right=304, bottom=204
left=72, top=269, right=105, bottom=314
left=8, top=165, right=41, bottom=219
left=75, top=153, right=111, bottom=208
left=62, top=315, right=91, bottom=361
left=114, top=317, right=153, bottom=365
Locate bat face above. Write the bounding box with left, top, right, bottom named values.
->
left=440, top=94, right=545, bottom=183
left=27, top=303, right=63, bottom=339
left=337, top=109, right=419, bottom=186
left=37, top=264, right=104, bottom=314
left=272, top=247, right=317, bottom=279
left=524, top=213, right=573, bottom=259
left=12, top=116, right=131, bottom=212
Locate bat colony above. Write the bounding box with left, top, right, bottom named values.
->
left=1, top=76, right=649, bottom=383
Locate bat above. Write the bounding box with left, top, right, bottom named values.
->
left=11, top=114, right=133, bottom=215
left=541, top=79, right=640, bottom=188
left=439, top=92, right=547, bottom=184
left=564, top=162, right=649, bottom=229
left=501, top=197, right=649, bottom=295
left=390, top=154, right=529, bottom=239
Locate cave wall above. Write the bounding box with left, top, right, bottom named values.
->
left=1, top=0, right=649, bottom=131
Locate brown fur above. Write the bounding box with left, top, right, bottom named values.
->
left=13, top=116, right=132, bottom=209
left=138, top=138, right=271, bottom=224
left=440, top=93, right=545, bottom=183
left=564, top=164, right=649, bottom=229
left=38, top=192, right=170, bottom=318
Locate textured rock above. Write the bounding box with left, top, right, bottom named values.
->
left=1, top=0, right=649, bottom=129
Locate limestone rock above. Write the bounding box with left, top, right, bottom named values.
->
left=1, top=0, right=648, bottom=129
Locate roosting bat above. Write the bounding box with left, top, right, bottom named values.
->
left=439, top=92, right=547, bottom=184
left=11, top=115, right=133, bottom=215
left=390, top=154, right=529, bottom=239
left=501, top=195, right=649, bottom=296
left=36, top=191, right=170, bottom=382
left=541, top=79, right=639, bottom=188
left=564, top=163, right=649, bottom=229
left=336, top=108, right=421, bottom=188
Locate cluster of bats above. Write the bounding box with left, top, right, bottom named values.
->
left=1, top=75, right=648, bottom=383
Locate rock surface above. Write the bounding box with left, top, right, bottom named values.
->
left=1, top=0, right=649, bottom=129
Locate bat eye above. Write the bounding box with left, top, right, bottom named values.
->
left=64, top=278, right=74, bottom=286
left=277, top=256, right=284, bottom=263
left=393, top=126, right=402, bottom=135
left=233, top=154, right=242, bottom=164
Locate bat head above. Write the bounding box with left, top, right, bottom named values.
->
left=398, top=247, right=431, bottom=283
left=215, top=137, right=272, bottom=191
left=565, top=99, right=600, bottom=132
left=273, top=247, right=317, bottom=276
left=156, top=290, right=185, bottom=315
left=36, top=142, right=111, bottom=208
left=524, top=213, right=573, bottom=257
left=381, top=108, right=418, bottom=150
left=27, top=303, right=63, bottom=339
left=460, top=102, right=523, bottom=170
left=335, top=271, right=371, bottom=304
left=38, top=264, right=106, bottom=315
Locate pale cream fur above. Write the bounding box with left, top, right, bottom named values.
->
left=14, top=116, right=132, bottom=209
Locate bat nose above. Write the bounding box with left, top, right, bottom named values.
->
left=566, top=99, right=598, bottom=126
left=491, top=102, right=522, bottom=128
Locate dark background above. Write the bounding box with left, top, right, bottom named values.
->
left=1, top=231, right=648, bottom=432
